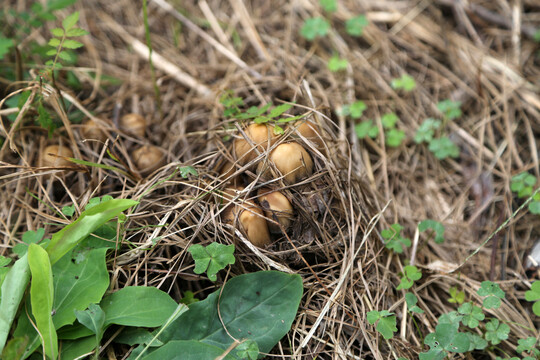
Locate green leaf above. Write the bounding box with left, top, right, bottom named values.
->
left=37, top=100, right=55, bottom=136
left=62, top=205, right=75, bottom=217
left=58, top=336, right=96, bottom=360
left=418, top=220, right=445, bottom=244
left=355, top=120, right=378, bottom=139
left=138, top=340, right=236, bottom=360
left=48, top=0, right=78, bottom=11
left=236, top=339, right=259, bottom=360
left=62, top=39, right=84, bottom=49
left=0, top=255, right=31, bottom=354
left=381, top=113, right=398, bottom=129
left=511, top=172, right=537, bottom=199
left=300, top=17, right=330, bottom=41
left=447, top=286, right=465, bottom=304
left=529, top=200, right=540, bottom=214
left=115, top=328, right=164, bottom=346
left=457, top=302, right=484, bottom=328
left=320, top=0, right=337, bottom=12
left=428, top=137, right=460, bottom=159
left=52, top=247, right=109, bottom=329
left=328, top=55, right=348, bottom=72
left=431, top=323, right=470, bottom=353
left=46, top=198, right=138, bottom=265
left=350, top=100, right=367, bottom=118
left=525, top=281, right=540, bottom=316
left=436, top=99, right=462, bottom=120
left=57, top=50, right=73, bottom=61
left=179, top=166, right=198, bottom=179
left=397, top=265, right=422, bottom=290
left=50, top=28, right=64, bottom=37
left=48, top=37, right=62, bottom=47
left=273, top=125, right=284, bottom=135
left=0, top=36, right=14, bottom=60
left=391, top=74, right=416, bottom=92
left=28, top=244, right=57, bottom=360
left=75, top=303, right=105, bottom=347
left=466, top=333, right=487, bottom=350
left=187, top=243, right=235, bottom=281
left=13, top=228, right=45, bottom=257
left=46, top=49, right=58, bottom=56
left=152, top=271, right=303, bottom=355
left=405, top=293, right=424, bottom=314
left=100, top=286, right=178, bottom=327
left=268, top=103, right=293, bottom=118
left=382, top=224, right=411, bottom=254
left=346, top=15, right=368, bottom=37
left=367, top=310, right=381, bottom=324
left=516, top=337, right=538, bottom=354
left=65, top=28, right=89, bottom=37
left=484, top=319, right=509, bottom=345
left=477, top=281, right=505, bottom=309
left=414, top=118, right=441, bottom=144
left=1, top=337, right=29, bottom=360
left=62, top=11, right=80, bottom=31
left=385, top=128, right=405, bottom=147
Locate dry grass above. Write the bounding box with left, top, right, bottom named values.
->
left=1, top=0, right=540, bottom=358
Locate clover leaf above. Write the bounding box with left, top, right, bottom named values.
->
left=457, top=302, right=484, bottom=328
left=477, top=281, right=505, bottom=309
left=525, top=280, right=540, bottom=316
left=187, top=243, right=235, bottom=281
left=484, top=319, right=510, bottom=345
left=367, top=310, right=397, bottom=339
left=397, top=265, right=422, bottom=290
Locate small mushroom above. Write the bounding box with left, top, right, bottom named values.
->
left=81, top=118, right=108, bottom=142
left=223, top=200, right=271, bottom=248
left=292, top=120, right=324, bottom=149
left=233, top=123, right=277, bottom=166
left=257, top=188, right=294, bottom=233
left=257, top=142, right=313, bottom=184
left=40, top=145, right=74, bottom=168
left=120, top=113, right=146, bottom=137
left=132, top=145, right=165, bottom=175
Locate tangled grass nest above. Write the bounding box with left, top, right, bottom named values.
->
left=1, top=0, right=540, bottom=358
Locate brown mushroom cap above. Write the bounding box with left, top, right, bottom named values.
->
left=40, top=145, right=74, bottom=168
left=233, top=123, right=277, bottom=166
left=81, top=119, right=108, bottom=142
left=292, top=120, right=324, bottom=149
left=222, top=200, right=271, bottom=248
left=258, top=142, right=313, bottom=184
left=257, top=188, right=294, bottom=233
left=132, top=145, right=165, bottom=175
left=120, top=113, right=146, bottom=137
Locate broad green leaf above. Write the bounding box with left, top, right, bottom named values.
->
left=405, top=293, right=424, bottom=314
left=46, top=199, right=138, bottom=265
left=62, top=11, right=80, bottom=31
left=188, top=243, right=235, bottom=281
left=236, top=339, right=259, bottom=360
left=138, top=340, right=236, bottom=360
left=75, top=303, right=105, bottom=347
left=467, top=333, right=487, bottom=350
left=366, top=310, right=380, bottom=324
left=154, top=271, right=303, bottom=355
left=28, top=244, right=57, bottom=360
left=53, top=248, right=109, bottom=329
left=11, top=304, right=41, bottom=358
left=0, top=254, right=30, bottom=353
left=62, top=39, right=84, bottom=49
left=376, top=314, right=397, bottom=339
left=1, top=337, right=28, bottom=360
left=58, top=336, right=96, bottom=360
left=57, top=322, right=94, bottom=340
left=115, top=328, right=164, bottom=346
left=100, top=286, right=177, bottom=327
left=13, top=228, right=45, bottom=257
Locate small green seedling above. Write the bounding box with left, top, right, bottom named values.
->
left=457, top=302, right=484, bottom=328
left=397, top=265, right=422, bottom=290
left=380, top=113, right=405, bottom=147
left=300, top=17, right=330, bottom=40
left=414, top=119, right=441, bottom=144
left=179, top=166, right=198, bottom=179
left=428, top=137, right=459, bottom=159
left=345, top=15, right=368, bottom=37
left=477, top=281, right=505, bottom=309
left=367, top=310, right=397, bottom=339
left=328, top=55, right=348, bottom=72
left=355, top=120, right=379, bottom=139
left=447, top=287, right=465, bottom=304
left=320, top=0, right=337, bottom=13
left=405, top=293, right=424, bottom=314
left=421, top=323, right=470, bottom=360
left=179, top=290, right=199, bottom=305
left=75, top=303, right=106, bottom=359
left=516, top=337, right=540, bottom=358
left=484, top=319, right=510, bottom=345
left=382, top=224, right=411, bottom=254
left=188, top=243, right=235, bottom=281
left=12, top=228, right=46, bottom=257
left=391, top=74, right=417, bottom=92
left=46, top=11, right=88, bottom=70
left=418, top=220, right=445, bottom=244
left=511, top=172, right=536, bottom=198
left=437, top=99, right=462, bottom=120
left=340, top=100, right=367, bottom=118
left=524, top=280, right=540, bottom=316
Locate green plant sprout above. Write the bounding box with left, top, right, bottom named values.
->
left=428, top=137, right=460, bottom=159
left=346, top=15, right=368, bottom=37
left=12, top=228, right=46, bottom=257
left=187, top=243, right=235, bottom=281
left=367, top=310, right=397, bottom=339
left=397, top=265, right=422, bottom=290
left=457, top=302, right=485, bottom=328
left=355, top=120, right=379, bottom=139
left=46, top=11, right=88, bottom=70
left=515, top=337, right=540, bottom=358
left=340, top=100, right=367, bottom=118
left=447, top=286, right=465, bottom=304
left=320, top=0, right=337, bottom=13
left=484, top=319, right=510, bottom=345
left=525, top=281, right=540, bottom=316
left=178, top=165, right=198, bottom=179
left=414, top=118, right=441, bottom=144
left=382, top=224, right=411, bottom=254
left=300, top=17, right=330, bottom=40
left=405, top=293, right=424, bottom=314
left=511, top=172, right=537, bottom=198
left=328, top=54, right=348, bottom=72
left=437, top=99, right=462, bottom=120
left=418, top=219, right=445, bottom=244
left=381, top=112, right=405, bottom=147
left=477, top=281, right=505, bottom=309
left=391, top=74, right=417, bottom=92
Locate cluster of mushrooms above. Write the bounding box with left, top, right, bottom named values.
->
left=219, top=120, right=324, bottom=248
left=39, top=113, right=165, bottom=176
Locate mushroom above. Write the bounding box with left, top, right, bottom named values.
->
left=221, top=187, right=271, bottom=247
left=233, top=123, right=277, bottom=166
left=257, top=188, right=294, bottom=233
left=257, top=142, right=313, bottom=184
left=292, top=120, right=324, bottom=149
left=132, top=145, right=165, bottom=175
left=81, top=118, right=108, bottom=142
left=40, top=145, right=74, bottom=168
left=120, top=113, right=146, bottom=137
